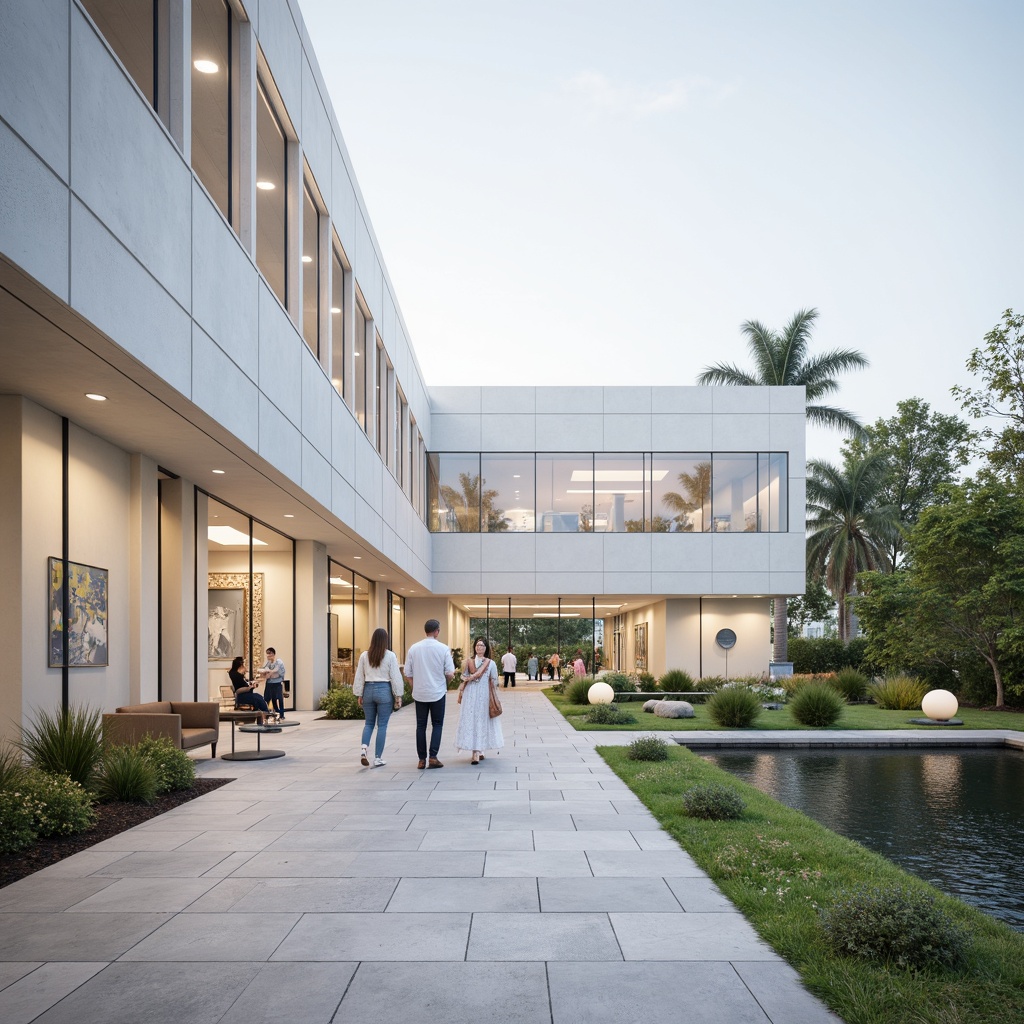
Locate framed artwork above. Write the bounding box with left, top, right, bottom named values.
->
left=634, top=622, right=648, bottom=672
left=208, top=573, right=263, bottom=661
left=49, top=558, right=109, bottom=667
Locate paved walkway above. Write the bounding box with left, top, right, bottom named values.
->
left=0, top=691, right=840, bottom=1024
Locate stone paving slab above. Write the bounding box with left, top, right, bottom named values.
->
left=0, top=690, right=841, bottom=1023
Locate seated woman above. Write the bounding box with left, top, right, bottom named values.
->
left=228, top=657, right=272, bottom=718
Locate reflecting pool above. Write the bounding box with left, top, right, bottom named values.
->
left=701, top=748, right=1024, bottom=929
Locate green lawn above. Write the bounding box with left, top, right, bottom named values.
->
left=600, top=743, right=1024, bottom=1024
left=544, top=688, right=1024, bottom=732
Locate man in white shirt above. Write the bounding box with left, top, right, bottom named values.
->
left=501, top=645, right=517, bottom=688
left=403, top=619, right=455, bottom=769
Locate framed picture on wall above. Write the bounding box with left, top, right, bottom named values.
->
left=208, top=573, right=263, bottom=662
left=634, top=622, right=648, bottom=672
left=49, top=557, right=109, bottom=667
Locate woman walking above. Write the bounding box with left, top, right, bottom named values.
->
left=353, top=627, right=405, bottom=767
left=456, top=636, right=503, bottom=765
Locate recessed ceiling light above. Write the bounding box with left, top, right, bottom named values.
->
left=301, top=255, right=313, bottom=263
left=194, top=59, right=218, bottom=74
left=85, top=393, right=107, bottom=401
left=208, top=526, right=267, bottom=546
left=256, top=180, right=275, bottom=191
left=353, top=556, right=362, bottom=559
left=330, top=307, right=341, bottom=314
left=212, top=469, right=225, bottom=475
left=283, top=514, right=294, bottom=518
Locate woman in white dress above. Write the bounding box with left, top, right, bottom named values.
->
left=455, top=636, right=503, bottom=765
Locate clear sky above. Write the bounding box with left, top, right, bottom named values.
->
left=298, top=0, right=1022, bottom=464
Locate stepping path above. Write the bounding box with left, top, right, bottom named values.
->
left=0, top=691, right=840, bottom=1023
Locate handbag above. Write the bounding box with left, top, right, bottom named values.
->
left=488, top=685, right=502, bottom=718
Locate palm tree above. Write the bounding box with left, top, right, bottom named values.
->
left=697, top=308, right=869, bottom=659
left=660, top=461, right=711, bottom=531
left=805, top=456, right=897, bottom=641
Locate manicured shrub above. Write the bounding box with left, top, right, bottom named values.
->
left=658, top=669, right=695, bottom=692
left=133, top=735, right=195, bottom=794
left=636, top=671, right=657, bottom=690
left=21, top=769, right=96, bottom=837
left=694, top=675, right=727, bottom=692
left=789, top=682, right=845, bottom=727
left=788, top=636, right=871, bottom=674
left=585, top=703, right=636, bottom=725
left=20, top=705, right=103, bottom=790
left=0, top=788, right=41, bottom=853
left=564, top=676, right=594, bottom=706
left=682, top=784, right=746, bottom=820
left=820, top=884, right=971, bottom=971
left=96, top=743, right=159, bottom=804
left=600, top=672, right=634, bottom=693
left=0, top=741, right=27, bottom=789
left=833, top=667, right=870, bottom=702
left=706, top=686, right=762, bottom=728
left=627, top=735, right=669, bottom=761
left=319, top=686, right=365, bottom=720
left=871, top=674, right=929, bottom=711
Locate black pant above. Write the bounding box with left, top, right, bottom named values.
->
left=504, top=672, right=515, bottom=687
left=414, top=696, right=446, bottom=759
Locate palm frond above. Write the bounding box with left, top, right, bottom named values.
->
left=797, top=349, right=870, bottom=398
left=740, top=320, right=783, bottom=384
left=776, top=308, right=819, bottom=385
left=806, top=404, right=865, bottom=436
left=696, top=363, right=762, bottom=387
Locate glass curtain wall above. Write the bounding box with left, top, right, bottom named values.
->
left=301, top=180, right=320, bottom=355
left=330, top=240, right=346, bottom=395
left=206, top=496, right=295, bottom=709
left=329, top=562, right=371, bottom=687
left=376, top=337, right=389, bottom=461
left=255, top=80, right=287, bottom=306
left=537, top=454, right=593, bottom=532
left=759, top=453, right=788, bottom=531
left=481, top=454, right=534, bottom=532
left=191, top=0, right=237, bottom=225
left=592, top=454, right=644, bottom=532
left=387, top=591, right=406, bottom=663
left=649, top=454, right=712, bottom=532
left=428, top=453, right=482, bottom=532
left=712, top=453, right=759, bottom=532
left=354, top=303, right=367, bottom=431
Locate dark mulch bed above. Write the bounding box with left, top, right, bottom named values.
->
left=0, top=777, right=234, bottom=890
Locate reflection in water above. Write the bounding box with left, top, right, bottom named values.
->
left=703, top=748, right=1024, bottom=930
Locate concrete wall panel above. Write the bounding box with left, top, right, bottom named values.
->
left=191, top=324, right=259, bottom=450
left=300, top=347, right=332, bottom=457
left=258, top=392, right=301, bottom=479
left=301, top=438, right=332, bottom=509
left=300, top=57, right=332, bottom=205
left=257, top=282, right=302, bottom=425
left=255, top=0, right=302, bottom=121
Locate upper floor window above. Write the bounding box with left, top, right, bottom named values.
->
left=82, top=0, right=162, bottom=113
left=375, top=336, right=390, bottom=459
left=353, top=300, right=368, bottom=431
left=330, top=239, right=347, bottom=397
left=191, top=0, right=239, bottom=225
left=301, top=177, right=322, bottom=356
left=255, top=78, right=287, bottom=307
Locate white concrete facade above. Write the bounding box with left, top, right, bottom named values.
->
left=0, top=0, right=806, bottom=742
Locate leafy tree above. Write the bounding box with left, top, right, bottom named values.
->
left=438, top=473, right=508, bottom=532
left=843, top=398, right=972, bottom=568
left=806, top=455, right=897, bottom=642
left=951, top=309, right=1024, bottom=479
left=697, top=308, right=869, bottom=661
left=786, top=577, right=835, bottom=637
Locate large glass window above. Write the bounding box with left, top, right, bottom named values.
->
left=375, top=337, right=389, bottom=459
left=82, top=0, right=162, bottom=113
left=329, top=562, right=371, bottom=687
left=354, top=302, right=368, bottom=430
left=301, top=179, right=320, bottom=355
left=395, top=389, right=407, bottom=489
left=388, top=591, right=405, bottom=661
left=428, top=453, right=481, bottom=532
left=330, top=240, right=346, bottom=396
left=480, top=454, right=535, bottom=532
left=592, top=454, right=644, bottom=532
left=712, top=453, right=759, bottom=532
left=537, top=454, right=593, bottom=532
left=759, top=453, right=788, bottom=531
left=649, top=454, right=712, bottom=532
left=191, top=0, right=237, bottom=225
left=255, top=80, right=287, bottom=306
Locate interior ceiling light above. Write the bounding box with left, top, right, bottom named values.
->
left=353, top=555, right=362, bottom=559
left=535, top=612, right=579, bottom=618
left=283, top=514, right=295, bottom=518
left=329, top=577, right=352, bottom=586
left=208, top=526, right=268, bottom=546
left=301, top=255, right=313, bottom=263
left=567, top=488, right=644, bottom=494
left=256, top=180, right=275, bottom=190
left=193, top=59, right=219, bottom=73
left=212, top=469, right=225, bottom=474
left=85, top=393, right=107, bottom=401
left=330, top=307, right=341, bottom=314
left=571, top=470, right=667, bottom=482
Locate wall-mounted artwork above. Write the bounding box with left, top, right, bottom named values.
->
left=208, top=573, right=263, bottom=661
left=49, top=558, right=109, bottom=667
left=634, top=622, right=648, bottom=672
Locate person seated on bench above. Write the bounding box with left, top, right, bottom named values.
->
left=228, top=657, right=272, bottom=719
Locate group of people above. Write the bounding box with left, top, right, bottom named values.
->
left=225, top=623, right=591, bottom=770
left=498, top=647, right=590, bottom=685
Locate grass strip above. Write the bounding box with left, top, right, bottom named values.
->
left=599, top=743, right=1024, bottom=1024
left=545, top=689, right=1024, bottom=732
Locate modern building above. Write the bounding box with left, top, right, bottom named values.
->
left=0, top=0, right=805, bottom=744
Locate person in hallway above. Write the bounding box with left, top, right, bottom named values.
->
left=501, top=644, right=517, bottom=687
left=548, top=651, right=561, bottom=680
left=353, top=627, right=404, bottom=767
left=403, top=618, right=455, bottom=769
left=573, top=650, right=587, bottom=677
left=456, top=636, right=503, bottom=765
left=228, top=656, right=271, bottom=719
left=527, top=651, right=539, bottom=681
left=256, top=647, right=287, bottom=718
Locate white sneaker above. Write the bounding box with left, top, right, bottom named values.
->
left=360, top=745, right=369, bottom=766
left=373, top=756, right=387, bottom=767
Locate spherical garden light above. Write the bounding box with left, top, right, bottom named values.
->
left=921, top=689, right=959, bottom=722
left=588, top=681, right=615, bottom=705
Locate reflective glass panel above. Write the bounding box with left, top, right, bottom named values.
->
left=650, top=454, right=712, bottom=532
left=592, top=454, right=644, bottom=532
left=82, top=0, right=156, bottom=107
left=255, top=81, right=286, bottom=305
left=759, top=452, right=788, bottom=531
left=252, top=519, right=294, bottom=708
left=330, top=242, right=345, bottom=395
left=301, top=181, right=320, bottom=354
left=536, top=454, right=593, bottom=532
left=354, top=303, right=367, bottom=430
left=712, top=453, right=759, bottom=532
left=428, top=453, right=481, bottom=532
left=480, top=454, right=535, bottom=532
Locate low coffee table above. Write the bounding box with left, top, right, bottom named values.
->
left=220, top=713, right=299, bottom=760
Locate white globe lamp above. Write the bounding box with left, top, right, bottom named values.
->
left=588, top=681, right=615, bottom=705
left=921, top=689, right=959, bottom=722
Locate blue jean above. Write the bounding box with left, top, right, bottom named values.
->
left=414, top=695, right=446, bottom=759
left=360, top=682, right=395, bottom=758
left=235, top=691, right=270, bottom=713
